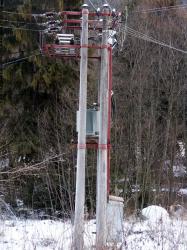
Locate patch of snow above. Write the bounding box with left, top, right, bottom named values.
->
left=0, top=198, right=17, bottom=220
left=16, top=199, right=24, bottom=207
left=173, top=164, right=186, bottom=177
left=0, top=219, right=73, bottom=250
left=178, top=141, right=185, bottom=157
left=142, top=205, right=170, bottom=224
left=164, top=160, right=187, bottom=178
left=131, top=184, right=140, bottom=193
left=0, top=207, right=187, bottom=249
left=124, top=218, right=187, bottom=250
left=178, top=188, right=187, bottom=196
left=0, top=158, right=9, bottom=169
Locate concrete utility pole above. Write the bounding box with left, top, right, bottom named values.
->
left=73, top=4, right=89, bottom=250
left=96, top=4, right=110, bottom=249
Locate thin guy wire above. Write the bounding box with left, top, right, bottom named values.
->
left=121, top=24, right=183, bottom=49
left=126, top=28, right=187, bottom=54
left=0, top=25, right=43, bottom=32
left=2, top=10, right=36, bottom=16
left=0, top=19, right=43, bottom=25
left=126, top=26, right=187, bottom=54
left=120, top=25, right=187, bottom=54
left=131, top=4, right=187, bottom=14
left=87, top=0, right=97, bottom=10
left=3, top=4, right=186, bottom=16
left=2, top=51, right=41, bottom=67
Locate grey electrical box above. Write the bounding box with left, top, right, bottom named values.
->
left=107, top=196, right=124, bottom=244
left=76, top=109, right=99, bottom=137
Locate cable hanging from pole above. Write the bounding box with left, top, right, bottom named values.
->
left=0, top=25, right=43, bottom=32
left=2, top=10, right=42, bottom=16
left=87, top=0, right=97, bottom=11
left=0, top=19, right=43, bottom=26
left=2, top=50, right=42, bottom=68
left=131, top=3, right=187, bottom=14
left=120, top=25, right=187, bottom=54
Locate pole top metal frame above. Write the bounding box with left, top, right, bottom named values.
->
left=102, top=3, right=110, bottom=9
left=82, top=3, right=89, bottom=9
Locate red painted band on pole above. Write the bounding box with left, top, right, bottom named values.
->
left=74, top=143, right=99, bottom=149
left=77, top=144, right=87, bottom=149
left=63, top=19, right=98, bottom=24
left=81, top=44, right=109, bottom=49
left=43, top=44, right=110, bottom=50
left=61, top=11, right=82, bottom=16
left=62, top=26, right=102, bottom=31
left=44, top=54, right=101, bottom=60
left=61, top=11, right=114, bottom=17
left=77, top=144, right=110, bottom=149
left=98, top=144, right=111, bottom=149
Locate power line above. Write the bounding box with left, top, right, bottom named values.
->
left=121, top=25, right=187, bottom=54
left=3, top=4, right=186, bottom=17
left=0, top=19, right=42, bottom=25
left=96, top=0, right=100, bottom=6
left=127, top=26, right=187, bottom=54
left=2, top=10, right=60, bottom=17
left=131, top=4, right=187, bottom=14
left=87, top=0, right=97, bottom=10
left=2, top=10, right=34, bottom=16
left=126, top=27, right=187, bottom=54
left=0, top=25, right=43, bottom=32
left=2, top=51, right=41, bottom=67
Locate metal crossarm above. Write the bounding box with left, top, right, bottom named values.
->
left=43, top=44, right=111, bottom=58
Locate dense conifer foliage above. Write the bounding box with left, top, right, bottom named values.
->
left=0, top=0, right=80, bottom=214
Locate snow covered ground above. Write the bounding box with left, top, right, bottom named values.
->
left=0, top=215, right=187, bottom=249
left=179, top=188, right=187, bottom=196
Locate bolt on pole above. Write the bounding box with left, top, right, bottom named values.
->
left=96, top=4, right=110, bottom=249
left=73, top=4, right=89, bottom=250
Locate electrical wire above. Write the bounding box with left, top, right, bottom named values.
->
left=131, top=4, right=187, bottom=14
left=125, top=27, right=187, bottom=54
left=96, top=0, right=100, bottom=6
left=120, top=25, right=187, bottom=54
left=0, top=19, right=43, bottom=26
left=2, top=10, right=36, bottom=16
left=126, top=26, right=187, bottom=54
left=87, top=0, right=97, bottom=11
left=4, top=3, right=186, bottom=17
left=0, top=25, right=43, bottom=32
left=2, top=51, right=41, bottom=67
